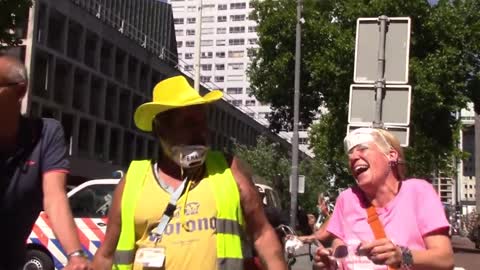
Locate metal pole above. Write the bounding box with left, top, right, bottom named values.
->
left=373, top=15, right=388, bottom=128
left=290, top=0, right=302, bottom=228
left=475, top=112, right=480, bottom=212
left=193, top=0, right=203, bottom=91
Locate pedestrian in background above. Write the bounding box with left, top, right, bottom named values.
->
left=313, top=128, right=453, bottom=270
left=0, top=54, right=91, bottom=269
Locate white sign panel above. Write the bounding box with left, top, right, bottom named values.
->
left=354, top=17, right=411, bottom=84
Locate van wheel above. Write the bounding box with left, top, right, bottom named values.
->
left=23, top=249, right=54, bottom=270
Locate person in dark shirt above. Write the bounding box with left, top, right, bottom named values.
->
left=0, top=55, right=91, bottom=269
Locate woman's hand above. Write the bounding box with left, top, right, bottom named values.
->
left=357, top=238, right=402, bottom=267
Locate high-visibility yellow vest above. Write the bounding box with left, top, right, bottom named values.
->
left=113, top=151, right=248, bottom=270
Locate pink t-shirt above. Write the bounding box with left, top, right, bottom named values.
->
left=327, top=179, right=449, bottom=270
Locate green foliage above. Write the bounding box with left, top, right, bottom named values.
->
left=0, top=0, right=32, bottom=48
left=233, top=136, right=291, bottom=207
left=249, top=0, right=480, bottom=187
left=233, top=136, right=330, bottom=211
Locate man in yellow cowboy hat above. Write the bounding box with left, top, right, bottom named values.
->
left=93, top=75, right=287, bottom=270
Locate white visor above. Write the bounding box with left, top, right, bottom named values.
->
left=344, top=128, right=391, bottom=153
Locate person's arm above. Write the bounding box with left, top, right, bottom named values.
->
left=411, top=230, right=454, bottom=269
left=298, top=217, right=333, bottom=245
left=40, top=121, right=90, bottom=269
left=92, top=179, right=125, bottom=270
left=42, top=171, right=89, bottom=269
left=230, top=156, right=287, bottom=270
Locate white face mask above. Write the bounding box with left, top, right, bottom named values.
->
left=170, top=145, right=208, bottom=168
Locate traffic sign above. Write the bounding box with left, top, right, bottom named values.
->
left=348, top=84, right=412, bottom=126
left=354, top=17, right=411, bottom=84
left=290, top=175, right=305, bottom=194
left=347, top=124, right=410, bottom=147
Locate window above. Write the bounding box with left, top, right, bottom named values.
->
left=187, top=6, right=196, bottom=12
left=228, top=63, right=244, bottom=70
left=200, top=76, right=211, bottom=83
left=215, top=64, right=225, bottom=70
left=228, top=75, right=243, bottom=81
left=217, top=16, right=227, bottom=22
left=186, top=29, right=195, bottom=35
left=215, top=76, right=224, bottom=82
left=470, top=194, right=474, bottom=198
left=217, top=28, right=227, bottom=34
left=201, top=64, right=212, bottom=71
left=218, top=4, right=227, bottom=10
left=185, top=53, right=194, bottom=59
left=248, top=26, right=257, bottom=32
left=174, top=18, right=184, bottom=24
left=470, top=185, right=473, bottom=188
left=202, top=16, right=215, bottom=23
left=230, top=15, right=246, bottom=21
left=248, top=38, right=258, bottom=45
left=201, top=52, right=213, bottom=58
left=230, top=3, right=246, bottom=9
left=69, top=184, right=117, bottom=217
left=229, top=39, right=245, bottom=46
left=216, top=39, right=226, bottom=46
left=216, top=51, right=226, bottom=58
left=229, top=26, right=245, bottom=33
left=246, top=87, right=252, bottom=94
left=172, top=6, right=185, bottom=12
left=177, top=41, right=183, bottom=47
left=245, top=100, right=256, bottom=106
left=184, top=65, right=194, bottom=71
left=187, top=17, right=196, bottom=24
left=202, top=28, right=214, bottom=35
left=203, top=4, right=215, bottom=11
left=247, top=49, right=257, bottom=57
left=175, top=29, right=184, bottom=36
left=228, top=50, right=244, bottom=58
left=186, top=41, right=195, bottom=47
left=226, top=87, right=242, bottom=94
left=232, top=100, right=242, bottom=106
left=299, top=137, right=309, bottom=144
left=201, top=40, right=214, bottom=46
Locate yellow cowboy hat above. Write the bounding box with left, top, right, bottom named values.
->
left=134, top=75, right=223, bottom=131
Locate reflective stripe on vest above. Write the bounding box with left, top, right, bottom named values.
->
left=113, top=160, right=150, bottom=270
left=114, top=151, right=246, bottom=270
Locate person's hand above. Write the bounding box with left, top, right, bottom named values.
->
left=357, top=238, right=402, bottom=267
left=313, top=245, right=337, bottom=270
left=64, top=256, right=92, bottom=270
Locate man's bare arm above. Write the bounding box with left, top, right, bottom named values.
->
left=92, top=178, right=125, bottom=270
left=230, top=156, right=287, bottom=270
left=42, top=171, right=90, bottom=269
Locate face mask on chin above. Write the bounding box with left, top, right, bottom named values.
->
left=169, top=145, right=209, bottom=169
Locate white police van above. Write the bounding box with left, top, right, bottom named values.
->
left=24, top=179, right=119, bottom=270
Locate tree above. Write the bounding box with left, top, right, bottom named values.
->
left=249, top=0, right=480, bottom=187
left=233, top=136, right=330, bottom=212
left=0, top=0, right=32, bottom=48
left=233, top=136, right=291, bottom=207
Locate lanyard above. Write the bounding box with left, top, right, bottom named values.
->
left=149, top=163, right=190, bottom=242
